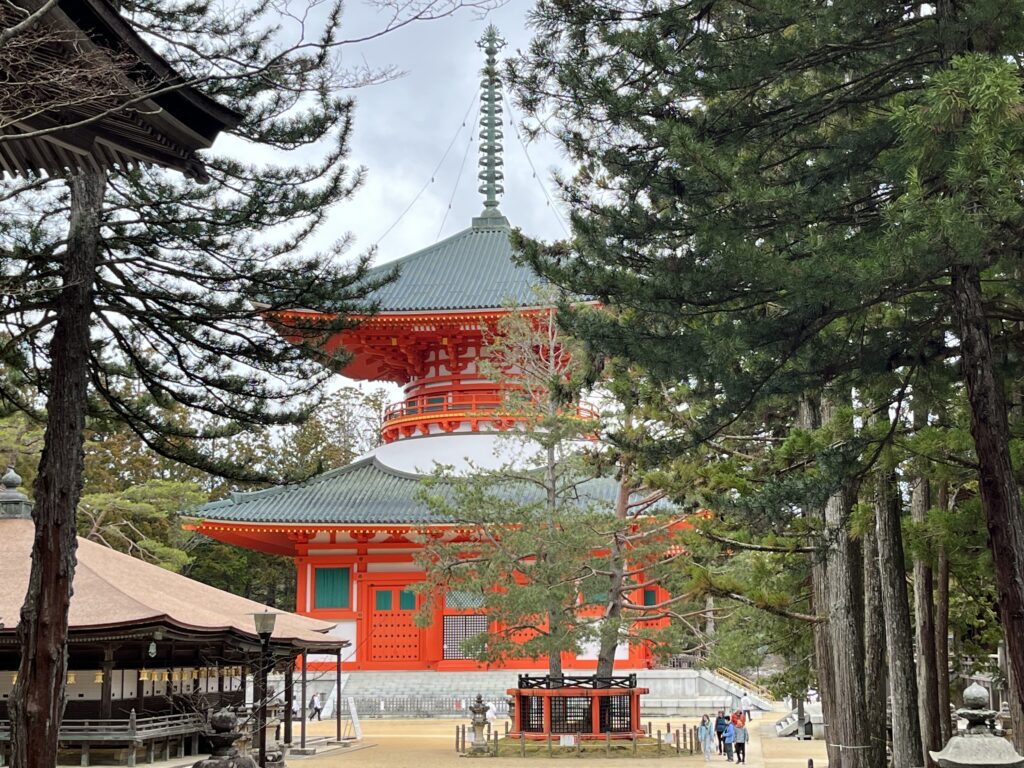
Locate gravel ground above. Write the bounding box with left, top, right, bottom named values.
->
left=296, top=715, right=829, bottom=768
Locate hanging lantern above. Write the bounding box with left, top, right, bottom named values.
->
left=191, top=669, right=199, bottom=680
left=161, top=670, right=170, bottom=682
left=10, top=673, right=16, bottom=685
left=66, top=672, right=76, bottom=685
left=94, top=671, right=104, bottom=684
left=199, top=668, right=208, bottom=680
left=171, top=670, right=181, bottom=682
left=138, top=669, right=149, bottom=682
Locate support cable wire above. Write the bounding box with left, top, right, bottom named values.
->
left=436, top=130, right=476, bottom=240
left=373, top=91, right=479, bottom=248
left=502, top=93, right=571, bottom=238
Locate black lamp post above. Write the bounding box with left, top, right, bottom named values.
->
left=252, top=610, right=278, bottom=768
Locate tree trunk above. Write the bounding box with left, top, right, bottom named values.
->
left=935, top=483, right=952, bottom=746
left=819, top=395, right=871, bottom=768
left=595, top=531, right=625, bottom=678
left=949, top=263, right=1024, bottom=732
left=704, top=596, right=715, bottom=637
left=862, top=523, right=888, bottom=768
left=875, top=462, right=924, bottom=768
left=597, top=464, right=633, bottom=677
left=910, top=410, right=941, bottom=765
left=1007, top=643, right=1024, bottom=755
left=10, top=170, right=106, bottom=768
left=799, top=396, right=838, bottom=768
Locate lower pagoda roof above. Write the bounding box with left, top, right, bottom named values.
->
left=194, top=455, right=627, bottom=526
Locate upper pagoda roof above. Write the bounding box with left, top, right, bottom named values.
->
left=195, top=455, right=626, bottom=525
left=363, top=218, right=541, bottom=313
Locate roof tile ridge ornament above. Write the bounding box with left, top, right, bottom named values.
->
left=0, top=466, right=31, bottom=520
left=473, top=24, right=510, bottom=230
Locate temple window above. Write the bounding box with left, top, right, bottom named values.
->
left=313, top=567, right=350, bottom=609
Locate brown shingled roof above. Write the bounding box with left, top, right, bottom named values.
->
left=0, top=518, right=343, bottom=650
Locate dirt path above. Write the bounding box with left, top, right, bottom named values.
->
left=297, top=716, right=828, bottom=768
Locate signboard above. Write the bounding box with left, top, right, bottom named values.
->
left=347, top=696, right=363, bottom=740
left=559, top=735, right=576, bottom=747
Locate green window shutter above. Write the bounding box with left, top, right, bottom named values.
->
left=399, top=590, right=417, bottom=611
left=375, top=590, right=393, bottom=611
left=313, top=567, right=350, bottom=609
left=643, top=588, right=658, bottom=607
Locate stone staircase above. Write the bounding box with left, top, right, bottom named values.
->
left=324, top=668, right=774, bottom=719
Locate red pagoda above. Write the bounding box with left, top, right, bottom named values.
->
left=193, top=27, right=656, bottom=674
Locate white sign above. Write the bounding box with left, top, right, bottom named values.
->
left=559, top=735, right=576, bottom=747
left=347, top=697, right=362, bottom=740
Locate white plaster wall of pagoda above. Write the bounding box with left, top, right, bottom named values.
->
left=368, top=431, right=546, bottom=474
left=574, top=639, right=631, bottom=662
left=307, top=620, right=357, bottom=665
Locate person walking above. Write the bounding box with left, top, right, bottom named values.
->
left=723, top=719, right=736, bottom=763
left=697, top=715, right=715, bottom=762
left=734, top=719, right=749, bottom=764
left=740, top=691, right=753, bottom=723
left=309, top=692, right=323, bottom=721
left=714, top=711, right=728, bottom=754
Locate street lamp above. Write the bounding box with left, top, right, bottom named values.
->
left=251, top=610, right=278, bottom=768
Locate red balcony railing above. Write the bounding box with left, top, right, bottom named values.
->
left=380, top=391, right=599, bottom=443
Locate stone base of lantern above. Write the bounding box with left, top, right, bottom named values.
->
left=507, top=675, right=648, bottom=741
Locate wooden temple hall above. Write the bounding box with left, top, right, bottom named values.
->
left=0, top=469, right=347, bottom=765
left=0, top=0, right=239, bottom=180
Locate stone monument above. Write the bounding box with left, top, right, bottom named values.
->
left=468, top=694, right=491, bottom=756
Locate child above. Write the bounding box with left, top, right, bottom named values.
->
left=723, top=718, right=736, bottom=762
left=734, top=719, right=749, bottom=764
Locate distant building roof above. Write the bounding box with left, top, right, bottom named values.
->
left=364, top=219, right=542, bottom=313
left=1, top=0, right=240, bottom=180
left=196, top=455, right=626, bottom=525
left=0, top=517, right=343, bottom=649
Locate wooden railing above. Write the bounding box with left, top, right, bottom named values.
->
left=383, top=392, right=599, bottom=424
left=516, top=674, right=637, bottom=690
left=0, top=711, right=205, bottom=742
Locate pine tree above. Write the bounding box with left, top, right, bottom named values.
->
left=511, top=3, right=1024, bottom=760
left=1, top=1, right=495, bottom=763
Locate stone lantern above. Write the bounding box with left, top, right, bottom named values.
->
left=929, top=683, right=1024, bottom=768
left=468, top=694, right=490, bottom=755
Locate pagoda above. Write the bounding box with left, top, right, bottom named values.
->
left=193, top=27, right=655, bottom=673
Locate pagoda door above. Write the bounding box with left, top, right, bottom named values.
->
left=366, top=585, right=424, bottom=666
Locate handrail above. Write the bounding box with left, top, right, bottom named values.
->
left=714, top=667, right=774, bottom=700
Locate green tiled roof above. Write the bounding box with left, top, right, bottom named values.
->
left=365, top=219, right=543, bottom=312
left=195, top=456, right=627, bottom=525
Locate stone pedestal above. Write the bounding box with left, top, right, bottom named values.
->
left=193, top=710, right=258, bottom=768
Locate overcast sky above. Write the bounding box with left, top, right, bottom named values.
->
left=324, top=0, right=572, bottom=268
